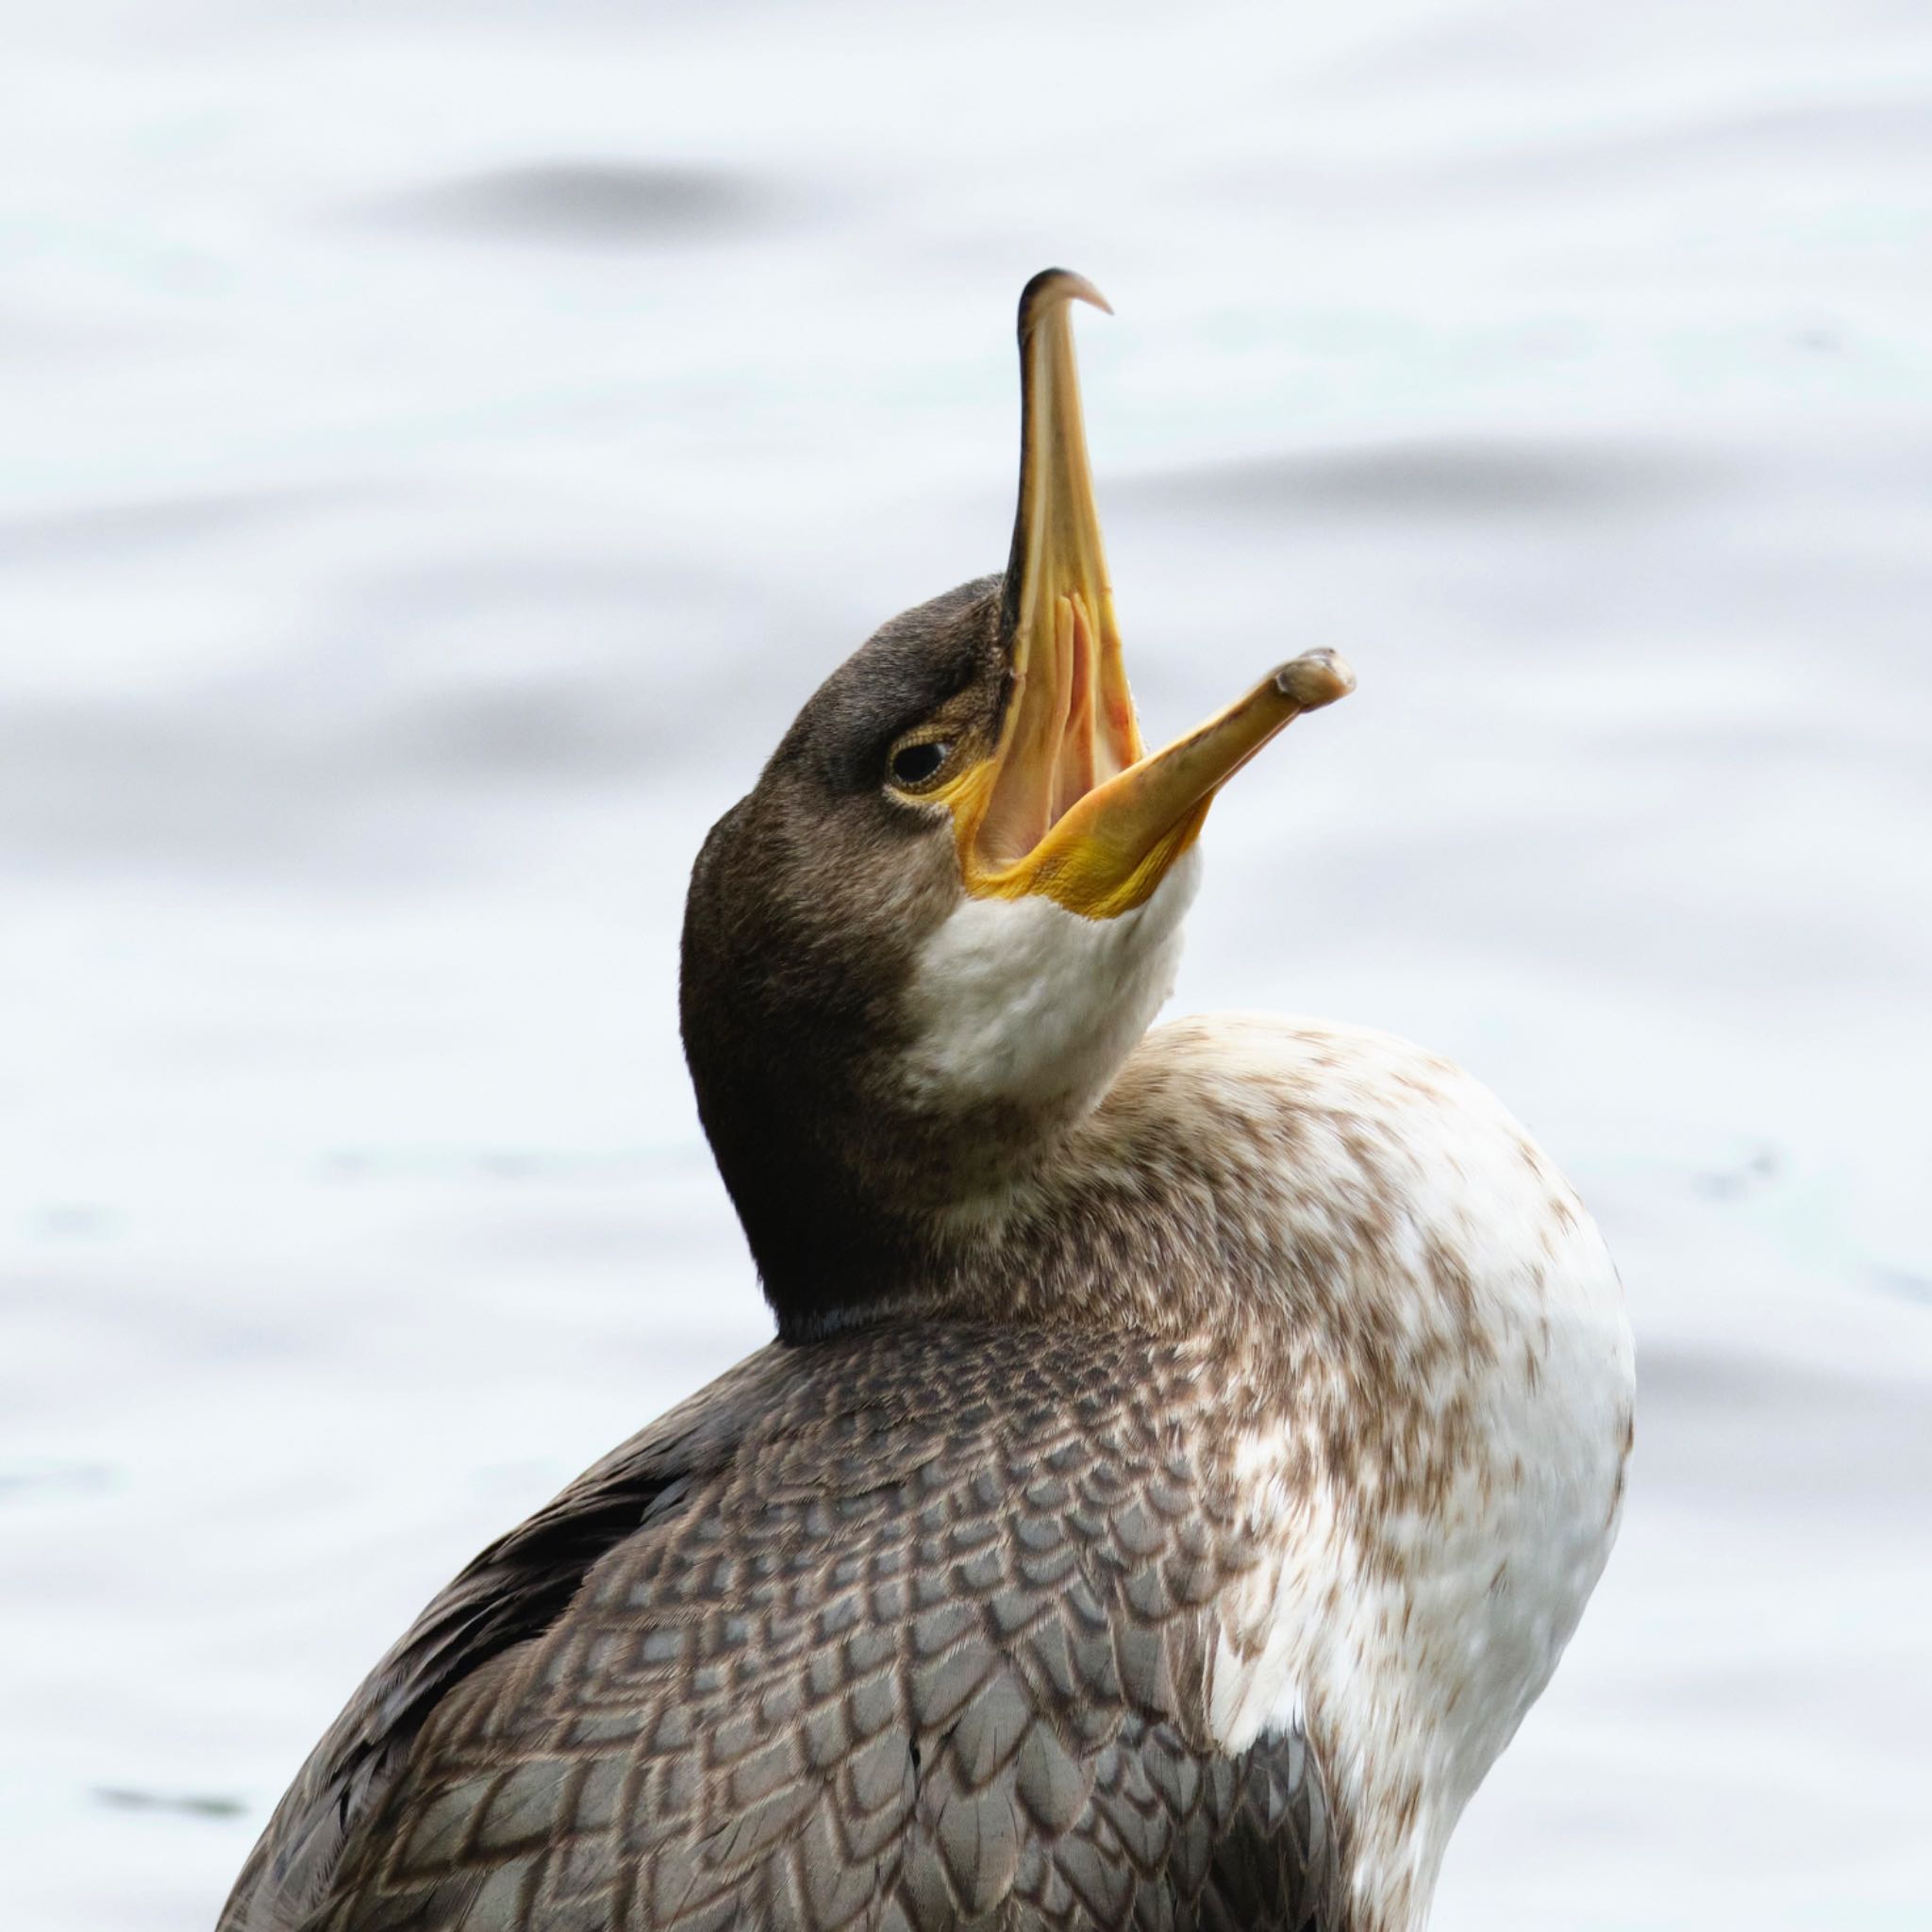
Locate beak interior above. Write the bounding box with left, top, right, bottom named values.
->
left=975, top=271, right=1141, bottom=874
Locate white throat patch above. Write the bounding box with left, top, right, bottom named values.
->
left=899, top=848, right=1201, bottom=1117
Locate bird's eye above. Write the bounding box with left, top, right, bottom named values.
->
left=889, top=741, right=950, bottom=789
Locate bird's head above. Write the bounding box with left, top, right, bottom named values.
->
left=681, top=271, right=1352, bottom=1331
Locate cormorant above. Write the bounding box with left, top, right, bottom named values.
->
left=222, top=270, right=1634, bottom=1932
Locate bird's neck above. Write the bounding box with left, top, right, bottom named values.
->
left=798, top=1005, right=1368, bottom=1355
left=737, top=862, right=1203, bottom=1336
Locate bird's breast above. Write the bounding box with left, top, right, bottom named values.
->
left=1037, top=1011, right=1636, bottom=1932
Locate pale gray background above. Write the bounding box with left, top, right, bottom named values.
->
left=4, top=2, right=1929, bottom=1927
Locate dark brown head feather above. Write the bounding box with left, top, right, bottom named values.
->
left=679, top=577, right=1008, bottom=1326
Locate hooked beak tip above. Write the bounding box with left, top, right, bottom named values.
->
left=1018, top=268, right=1113, bottom=337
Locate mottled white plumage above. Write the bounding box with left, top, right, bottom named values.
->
left=1190, top=1018, right=1633, bottom=1930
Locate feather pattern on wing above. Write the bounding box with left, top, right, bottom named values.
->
left=224, top=1325, right=1345, bottom=1932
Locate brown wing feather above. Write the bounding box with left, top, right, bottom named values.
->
left=226, top=1325, right=1343, bottom=1932
left=220, top=1354, right=791, bottom=1931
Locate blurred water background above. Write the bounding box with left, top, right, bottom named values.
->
left=4, top=2, right=1930, bottom=1926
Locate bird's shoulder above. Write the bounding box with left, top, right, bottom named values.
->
left=218, top=1347, right=784, bottom=1932
left=231, top=1321, right=1346, bottom=1932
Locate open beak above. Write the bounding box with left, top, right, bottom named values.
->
left=951, top=268, right=1354, bottom=921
